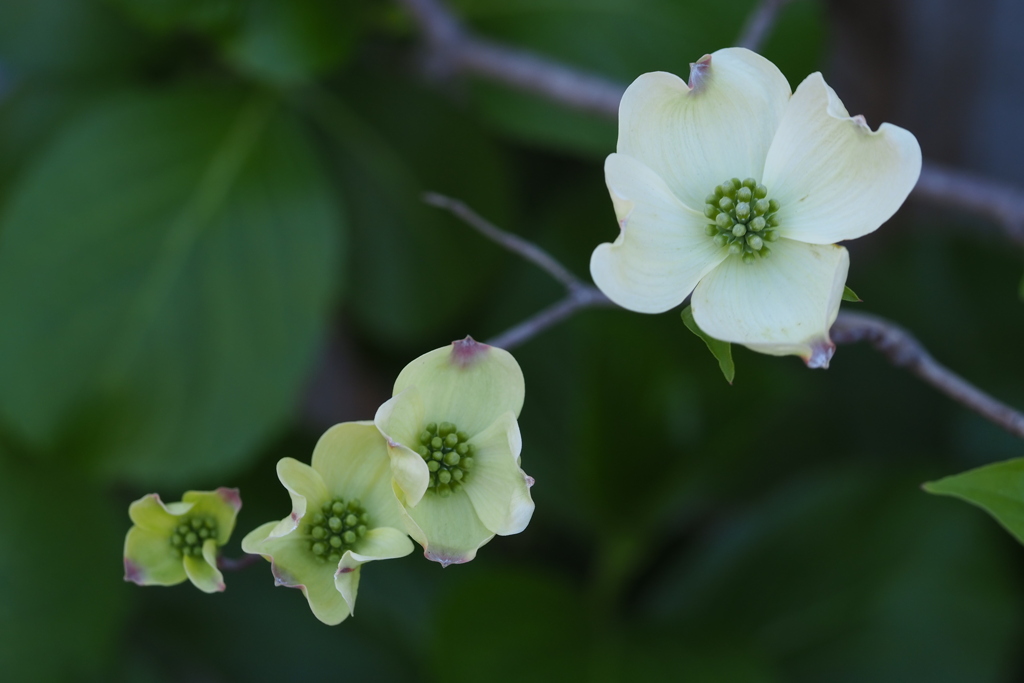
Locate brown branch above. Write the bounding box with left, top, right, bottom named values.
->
left=737, top=0, right=795, bottom=51
left=831, top=311, right=1024, bottom=438
left=486, top=285, right=613, bottom=350
left=397, top=0, right=1024, bottom=246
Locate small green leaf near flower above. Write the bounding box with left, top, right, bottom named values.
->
left=681, top=305, right=735, bottom=384
left=842, top=286, right=862, bottom=302
left=924, top=458, right=1024, bottom=545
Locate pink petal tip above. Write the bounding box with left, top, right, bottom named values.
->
left=804, top=339, right=836, bottom=369
left=525, top=475, right=535, bottom=488
left=123, top=559, right=144, bottom=585
left=451, top=336, right=490, bottom=368
left=688, top=54, right=712, bottom=90
left=216, top=487, right=243, bottom=511
left=425, top=549, right=471, bottom=568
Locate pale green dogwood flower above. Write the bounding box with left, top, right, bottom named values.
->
left=242, top=422, right=413, bottom=625
left=123, top=487, right=242, bottom=593
left=375, top=337, right=534, bottom=567
left=590, top=47, right=922, bottom=367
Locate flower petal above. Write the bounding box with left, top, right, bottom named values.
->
left=691, top=241, right=849, bottom=365
left=617, top=48, right=792, bottom=209
left=241, top=521, right=277, bottom=556
left=182, top=538, right=226, bottom=593
left=374, top=388, right=431, bottom=507
left=591, top=153, right=728, bottom=313
left=123, top=525, right=187, bottom=586
left=270, top=458, right=329, bottom=538
left=762, top=72, right=922, bottom=244
left=253, top=528, right=351, bottom=625
left=333, top=565, right=361, bottom=619
left=181, top=488, right=242, bottom=546
left=348, top=526, right=415, bottom=564
left=396, top=482, right=494, bottom=567
left=311, top=421, right=408, bottom=531
left=128, top=494, right=192, bottom=534
left=464, top=412, right=534, bottom=536
left=392, top=339, right=526, bottom=437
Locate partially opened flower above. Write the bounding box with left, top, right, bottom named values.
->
left=242, top=422, right=413, bottom=625
left=590, top=47, right=922, bottom=367
left=375, top=337, right=534, bottom=567
left=123, top=487, right=242, bottom=593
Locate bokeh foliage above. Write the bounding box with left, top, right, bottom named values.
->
left=0, top=0, right=1022, bottom=681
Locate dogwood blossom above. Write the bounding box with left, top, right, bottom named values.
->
left=590, top=47, right=921, bottom=367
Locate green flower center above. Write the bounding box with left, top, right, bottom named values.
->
left=703, top=177, right=781, bottom=264
left=306, top=499, right=369, bottom=565
left=170, top=516, right=218, bottom=558
left=416, top=421, right=475, bottom=498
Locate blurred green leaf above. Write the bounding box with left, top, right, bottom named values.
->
left=841, top=285, right=861, bottom=302
left=0, top=88, right=342, bottom=485
left=682, top=305, right=735, bottom=383
left=107, top=0, right=240, bottom=33
left=0, top=0, right=148, bottom=76
left=306, top=78, right=511, bottom=345
left=924, top=458, right=1024, bottom=545
left=0, top=457, right=129, bottom=682
left=220, top=0, right=359, bottom=84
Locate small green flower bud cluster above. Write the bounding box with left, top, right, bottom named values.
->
left=170, top=516, right=218, bottom=557
left=306, top=499, right=369, bottom=564
left=704, top=177, right=781, bottom=264
left=417, top=421, right=475, bottom=498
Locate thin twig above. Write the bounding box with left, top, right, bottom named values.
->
left=831, top=312, right=1024, bottom=438
left=424, top=192, right=584, bottom=290
left=487, top=286, right=613, bottom=350
left=737, top=0, right=794, bottom=51
left=218, top=553, right=261, bottom=572
left=397, top=0, right=1024, bottom=245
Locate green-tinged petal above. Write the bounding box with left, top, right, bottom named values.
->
left=392, top=339, right=525, bottom=437
left=181, top=488, right=242, bottom=545
left=762, top=72, right=922, bottom=244
left=692, top=241, right=849, bottom=368
left=123, top=525, right=187, bottom=587
left=348, top=526, right=415, bottom=564
left=241, top=521, right=278, bottom=556
left=271, top=458, right=329, bottom=538
left=182, top=538, right=226, bottom=593
left=397, top=481, right=494, bottom=567
left=375, top=389, right=431, bottom=507
left=591, top=153, right=728, bottom=313
left=312, top=421, right=409, bottom=531
left=617, top=48, right=791, bottom=209
left=128, top=494, right=192, bottom=534
left=464, top=412, right=534, bottom=536
left=333, top=565, right=361, bottom=619
left=258, top=532, right=351, bottom=625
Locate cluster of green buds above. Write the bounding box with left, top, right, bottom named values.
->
left=415, top=421, right=476, bottom=497
left=704, top=177, right=781, bottom=263
left=306, top=498, right=369, bottom=564
left=170, top=516, right=218, bottom=558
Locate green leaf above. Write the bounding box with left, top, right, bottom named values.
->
left=924, top=458, right=1024, bottom=545
left=219, top=0, right=360, bottom=84
left=681, top=306, right=735, bottom=384
left=841, top=285, right=861, bottom=302
left=0, top=88, right=342, bottom=485
left=106, top=0, right=240, bottom=33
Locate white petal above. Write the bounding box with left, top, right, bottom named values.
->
left=691, top=241, right=849, bottom=366
left=590, top=154, right=728, bottom=313
left=617, top=48, right=792, bottom=208
left=270, top=458, right=329, bottom=538
left=396, top=482, right=494, bottom=567
left=762, top=72, right=922, bottom=244
left=463, top=413, right=534, bottom=536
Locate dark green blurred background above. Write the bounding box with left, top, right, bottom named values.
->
left=1, top=0, right=1023, bottom=681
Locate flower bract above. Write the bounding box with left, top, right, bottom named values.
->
left=590, top=47, right=922, bottom=367
left=375, top=337, right=534, bottom=567
left=123, top=487, right=242, bottom=593
left=241, top=421, right=414, bottom=625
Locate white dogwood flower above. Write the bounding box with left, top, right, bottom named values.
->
left=590, top=47, right=921, bottom=367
